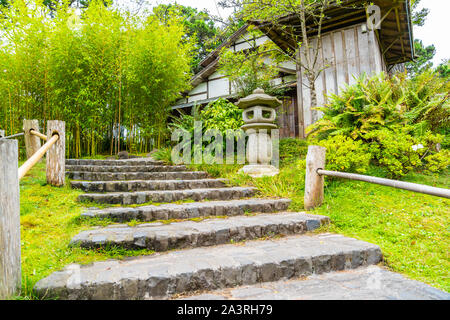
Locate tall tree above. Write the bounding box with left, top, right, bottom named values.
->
left=407, top=39, right=436, bottom=76
left=0, top=0, right=193, bottom=157
left=153, top=3, right=219, bottom=73
left=406, top=0, right=435, bottom=76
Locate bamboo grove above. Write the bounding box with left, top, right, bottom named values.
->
left=0, top=0, right=194, bottom=158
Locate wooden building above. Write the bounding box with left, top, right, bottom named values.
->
left=171, top=0, right=415, bottom=138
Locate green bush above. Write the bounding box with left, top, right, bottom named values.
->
left=364, top=128, right=422, bottom=178
left=201, top=98, right=245, bottom=133
left=151, top=147, right=173, bottom=165
left=307, top=71, right=449, bottom=141
left=168, top=98, right=245, bottom=162
left=279, top=138, right=309, bottom=164
left=317, top=135, right=372, bottom=174
left=306, top=70, right=449, bottom=178
left=424, top=150, right=450, bottom=174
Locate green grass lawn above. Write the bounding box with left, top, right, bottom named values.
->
left=17, top=161, right=156, bottom=300
left=15, top=158, right=449, bottom=299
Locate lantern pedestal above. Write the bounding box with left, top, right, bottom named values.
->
left=240, top=164, right=279, bottom=178
left=236, top=89, right=281, bottom=178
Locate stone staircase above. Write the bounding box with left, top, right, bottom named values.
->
left=33, top=158, right=449, bottom=300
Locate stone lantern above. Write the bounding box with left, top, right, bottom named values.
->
left=236, top=88, right=282, bottom=178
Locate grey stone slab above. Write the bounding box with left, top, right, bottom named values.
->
left=66, top=165, right=188, bottom=173
left=34, top=234, right=382, bottom=300
left=71, top=179, right=228, bottom=192
left=81, top=199, right=292, bottom=222
left=179, top=266, right=450, bottom=301
left=77, top=187, right=257, bottom=205
left=70, top=212, right=330, bottom=251
left=66, top=159, right=164, bottom=166
left=67, top=171, right=210, bottom=182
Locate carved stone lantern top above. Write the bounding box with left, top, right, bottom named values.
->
left=236, top=88, right=282, bottom=109
left=236, top=88, right=282, bottom=131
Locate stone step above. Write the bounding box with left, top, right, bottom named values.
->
left=66, top=165, right=188, bottom=173
left=66, top=159, right=164, bottom=166
left=67, top=171, right=210, bottom=182
left=71, top=179, right=228, bottom=193
left=34, top=234, right=383, bottom=300
left=78, top=187, right=257, bottom=205
left=178, top=266, right=450, bottom=300
left=81, top=198, right=292, bottom=222
left=70, top=212, right=330, bottom=251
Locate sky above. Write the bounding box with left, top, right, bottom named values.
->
left=413, top=0, right=449, bottom=66
left=124, top=0, right=449, bottom=66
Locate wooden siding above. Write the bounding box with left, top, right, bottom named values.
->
left=277, top=94, right=299, bottom=138
left=299, top=23, right=385, bottom=129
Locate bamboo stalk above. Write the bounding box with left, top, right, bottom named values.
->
left=317, top=169, right=450, bottom=199
left=18, top=134, right=59, bottom=180
left=30, top=129, right=48, bottom=141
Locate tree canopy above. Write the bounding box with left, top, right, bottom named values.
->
left=0, top=0, right=194, bottom=158
left=153, top=3, right=220, bottom=73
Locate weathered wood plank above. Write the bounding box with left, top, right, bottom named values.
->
left=345, top=28, right=358, bottom=86
left=0, top=139, right=21, bottom=299
left=23, top=119, right=41, bottom=160
left=46, top=120, right=66, bottom=187
left=357, top=25, right=371, bottom=76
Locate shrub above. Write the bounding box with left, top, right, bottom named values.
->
left=279, top=138, right=309, bottom=164
left=364, top=128, right=423, bottom=178
left=201, top=98, right=245, bottom=133
left=424, top=150, right=450, bottom=174
left=317, top=135, right=372, bottom=174
left=307, top=71, right=449, bottom=140
left=307, top=73, right=407, bottom=140
left=306, top=70, right=449, bottom=178
left=151, top=148, right=173, bottom=165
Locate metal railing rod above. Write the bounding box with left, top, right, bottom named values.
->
left=18, top=134, right=59, bottom=180
left=317, top=169, right=450, bottom=199
left=30, top=129, right=48, bottom=141
left=0, top=132, right=25, bottom=139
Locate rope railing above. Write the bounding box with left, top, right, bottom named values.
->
left=0, top=132, right=25, bottom=139
left=30, top=129, right=48, bottom=141
left=0, top=130, right=48, bottom=141
left=305, top=145, right=450, bottom=210
left=18, top=133, right=59, bottom=180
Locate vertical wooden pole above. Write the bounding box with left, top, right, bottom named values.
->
left=0, top=139, right=21, bottom=299
left=46, top=120, right=65, bottom=187
left=23, top=119, right=41, bottom=159
left=304, top=145, right=326, bottom=210
left=296, top=49, right=305, bottom=139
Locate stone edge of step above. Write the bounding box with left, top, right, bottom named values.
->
left=70, top=179, right=229, bottom=192
left=80, top=198, right=292, bottom=222
left=77, top=187, right=258, bottom=204
left=33, top=234, right=382, bottom=300
left=69, top=211, right=331, bottom=249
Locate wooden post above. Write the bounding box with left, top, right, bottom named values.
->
left=296, top=49, right=305, bottom=139
left=46, top=120, right=65, bottom=187
left=23, top=119, right=42, bottom=159
left=0, top=139, right=21, bottom=299
left=0, top=130, right=5, bottom=138
left=304, top=145, right=326, bottom=210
